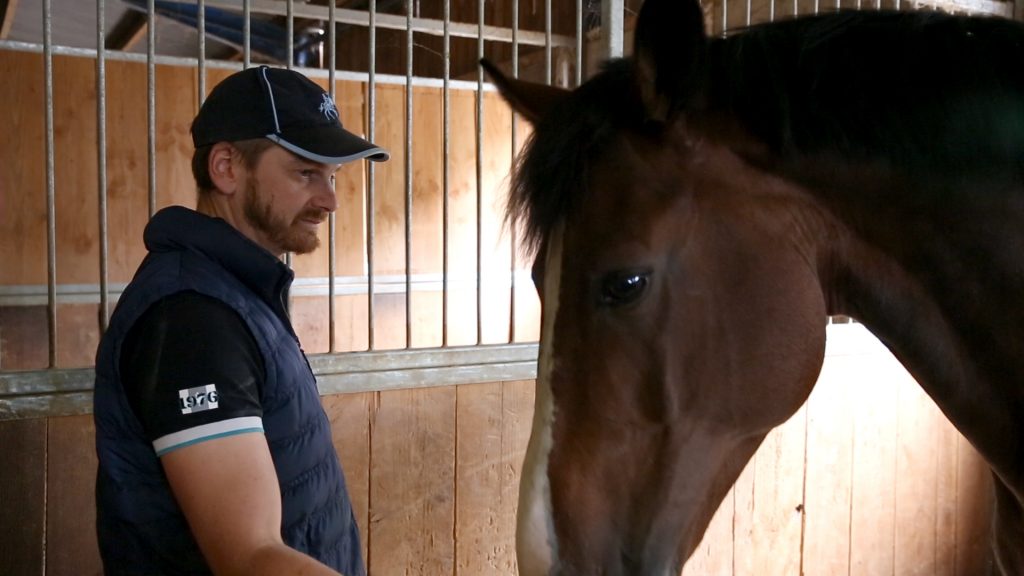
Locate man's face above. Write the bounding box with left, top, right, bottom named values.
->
left=240, top=145, right=340, bottom=255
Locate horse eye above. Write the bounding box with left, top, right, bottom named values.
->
left=599, top=271, right=650, bottom=306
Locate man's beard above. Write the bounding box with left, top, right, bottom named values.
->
left=243, top=177, right=324, bottom=255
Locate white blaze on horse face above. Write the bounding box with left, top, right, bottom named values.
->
left=516, top=225, right=564, bottom=576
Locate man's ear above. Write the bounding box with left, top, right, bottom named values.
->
left=208, top=142, right=241, bottom=195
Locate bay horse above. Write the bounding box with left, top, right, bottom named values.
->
left=483, top=0, right=1024, bottom=573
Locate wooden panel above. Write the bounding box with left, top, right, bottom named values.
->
left=734, top=404, right=807, bottom=576
left=730, top=448, right=757, bottom=575
left=410, top=85, right=444, bottom=276
left=849, top=352, right=899, bottom=576
left=0, top=303, right=105, bottom=371
left=55, top=304, right=102, bottom=369
left=103, top=59, right=154, bottom=284
left=323, top=392, right=373, bottom=566
left=802, top=354, right=856, bottom=576
left=894, top=366, right=942, bottom=575
left=368, top=386, right=456, bottom=574
left=155, top=64, right=204, bottom=212
left=0, top=50, right=46, bottom=286
left=0, top=418, right=46, bottom=576
left=368, top=83, right=408, bottom=277
left=0, top=305, right=48, bottom=370
left=681, top=485, right=735, bottom=575
left=935, top=410, right=960, bottom=576
left=52, top=55, right=100, bottom=285
left=455, top=380, right=533, bottom=574
left=45, top=415, right=101, bottom=576
left=955, top=436, right=995, bottom=575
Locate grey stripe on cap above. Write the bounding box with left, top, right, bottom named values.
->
left=259, top=66, right=282, bottom=134
left=266, top=134, right=390, bottom=164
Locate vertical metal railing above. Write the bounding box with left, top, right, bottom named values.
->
left=242, top=0, right=251, bottom=68
left=366, top=0, right=378, bottom=351
left=97, top=0, right=110, bottom=331
left=197, top=0, right=206, bottom=106
left=404, top=0, right=415, bottom=349
left=441, top=0, right=451, bottom=347
left=43, top=0, right=57, bottom=368
left=328, top=0, right=338, bottom=352
left=147, top=0, right=157, bottom=218
left=507, top=0, right=520, bottom=344
left=5, top=0, right=595, bottom=380
left=283, top=1, right=295, bottom=274
left=545, top=0, right=552, bottom=84
left=475, top=0, right=485, bottom=345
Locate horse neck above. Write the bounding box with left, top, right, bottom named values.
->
left=789, top=158, right=1024, bottom=490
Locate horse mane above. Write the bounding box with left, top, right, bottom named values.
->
left=713, top=10, right=1024, bottom=175
left=508, top=10, right=1024, bottom=254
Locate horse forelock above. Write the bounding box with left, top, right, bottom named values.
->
left=506, top=59, right=648, bottom=258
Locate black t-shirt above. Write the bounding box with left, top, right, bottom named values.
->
left=120, top=291, right=266, bottom=456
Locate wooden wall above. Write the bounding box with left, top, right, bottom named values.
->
left=0, top=326, right=995, bottom=575
left=0, top=49, right=538, bottom=366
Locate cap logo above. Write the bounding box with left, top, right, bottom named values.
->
left=319, top=93, right=339, bottom=121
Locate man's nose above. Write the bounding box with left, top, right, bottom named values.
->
left=313, top=179, right=338, bottom=213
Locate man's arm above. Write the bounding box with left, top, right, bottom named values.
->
left=161, top=433, right=342, bottom=576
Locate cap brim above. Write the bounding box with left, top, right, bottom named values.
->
left=267, top=126, right=390, bottom=164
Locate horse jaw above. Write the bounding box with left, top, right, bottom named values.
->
left=516, top=225, right=565, bottom=576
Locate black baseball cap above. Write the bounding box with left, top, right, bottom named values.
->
left=191, top=65, right=389, bottom=164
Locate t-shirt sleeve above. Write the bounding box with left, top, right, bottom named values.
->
left=120, top=291, right=266, bottom=457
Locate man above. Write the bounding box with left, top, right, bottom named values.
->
left=93, top=65, right=388, bottom=575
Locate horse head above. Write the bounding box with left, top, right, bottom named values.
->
left=487, top=0, right=832, bottom=573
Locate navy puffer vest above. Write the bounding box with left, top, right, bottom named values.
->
left=94, top=206, right=364, bottom=575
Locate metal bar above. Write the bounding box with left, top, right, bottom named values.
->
left=97, top=0, right=110, bottom=331
left=404, top=0, right=414, bottom=349
left=508, top=0, right=519, bottom=344
left=198, top=0, right=206, bottom=105
left=0, top=271, right=532, bottom=307
left=243, top=0, right=251, bottom=68
left=286, top=0, right=293, bottom=67
left=328, top=0, right=337, bottom=352
left=441, top=0, right=450, bottom=347
left=367, top=0, right=377, bottom=350
left=575, top=0, right=581, bottom=85
left=600, top=0, right=624, bottom=59
left=722, top=0, right=728, bottom=36
left=544, top=0, right=551, bottom=84
left=283, top=0, right=293, bottom=271
left=476, top=0, right=484, bottom=345
left=0, top=343, right=542, bottom=420
left=202, top=0, right=575, bottom=47
left=147, top=0, right=156, bottom=217
left=43, top=0, right=57, bottom=368
left=0, top=41, right=518, bottom=89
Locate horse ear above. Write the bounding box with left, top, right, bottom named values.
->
left=634, top=0, right=709, bottom=122
left=481, top=58, right=570, bottom=125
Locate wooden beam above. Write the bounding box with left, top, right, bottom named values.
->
left=0, top=0, right=18, bottom=40
left=105, top=9, right=149, bottom=51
